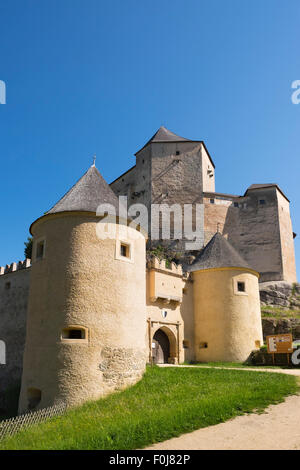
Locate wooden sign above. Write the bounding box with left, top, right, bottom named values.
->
left=266, top=334, right=293, bottom=354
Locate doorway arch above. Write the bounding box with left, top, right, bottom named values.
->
left=152, top=329, right=170, bottom=364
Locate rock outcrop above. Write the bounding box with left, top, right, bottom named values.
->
left=259, top=281, right=300, bottom=308
left=261, top=318, right=300, bottom=340
left=259, top=281, right=300, bottom=340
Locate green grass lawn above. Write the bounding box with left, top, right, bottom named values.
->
left=0, top=366, right=298, bottom=450
left=261, top=305, right=300, bottom=319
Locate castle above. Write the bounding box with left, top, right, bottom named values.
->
left=0, top=127, right=297, bottom=416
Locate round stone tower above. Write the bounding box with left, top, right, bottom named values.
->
left=188, top=232, right=263, bottom=362
left=18, top=165, right=147, bottom=413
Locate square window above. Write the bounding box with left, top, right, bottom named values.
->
left=120, top=243, right=130, bottom=258
left=237, top=281, right=245, bottom=292
left=176, top=151, right=180, bottom=156
left=183, top=340, right=189, bottom=349
left=259, top=199, right=265, bottom=205
left=234, top=202, right=239, bottom=208
left=210, top=199, right=215, bottom=204
left=116, top=240, right=133, bottom=263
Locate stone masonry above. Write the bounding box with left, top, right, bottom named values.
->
left=110, top=127, right=297, bottom=283
left=0, top=261, right=31, bottom=416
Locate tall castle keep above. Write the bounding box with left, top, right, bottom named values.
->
left=111, top=126, right=297, bottom=283
left=0, top=127, right=296, bottom=416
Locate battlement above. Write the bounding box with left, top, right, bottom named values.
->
left=0, top=259, right=31, bottom=276
left=147, top=256, right=183, bottom=276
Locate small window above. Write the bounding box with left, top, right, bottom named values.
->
left=237, top=281, right=245, bottom=292
left=199, top=342, right=208, bottom=349
left=36, top=240, right=45, bottom=260
left=120, top=243, right=130, bottom=258
left=161, top=310, right=168, bottom=319
left=183, top=340, right=189, bottom=349
left=116, top=240, right=133, bottom=263
left=27, top=388, right=41, bottom=410
left=234, top=202, right=239, bottom=208
left=259, top=199, right=265, bottom=205
left=5, top=282, right=11, bottom=290
left=210, top=199, right=215, bottom=204
left=176, top=150, right=180, bottom=156
left=62, top=327, right=86, bottom=340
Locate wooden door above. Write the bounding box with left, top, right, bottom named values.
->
left=152, top=329, right=170, bottom=364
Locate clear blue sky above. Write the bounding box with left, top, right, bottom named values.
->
left=0, top=0, right=299, bottom=276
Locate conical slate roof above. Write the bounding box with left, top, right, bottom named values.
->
left=47, top=165, right=120, bottom=215
left=187, top=232, right=251, bottom=272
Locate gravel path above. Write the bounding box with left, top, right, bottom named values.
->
left=146, top=365, right=300, bottom=450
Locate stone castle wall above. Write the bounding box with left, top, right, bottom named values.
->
left=204, top=187, right=296, bottom=282
left=111, top=141, right=297, bottom=283
left=0, top=261, right=31, bottom=416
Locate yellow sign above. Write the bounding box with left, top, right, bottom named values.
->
left=267, top=334, right=293, bottom=354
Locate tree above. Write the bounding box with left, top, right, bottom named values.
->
left=24, top=237, right=33, bottom=259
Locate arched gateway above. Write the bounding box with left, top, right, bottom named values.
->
left=152, top=329, right=170, bottom=364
